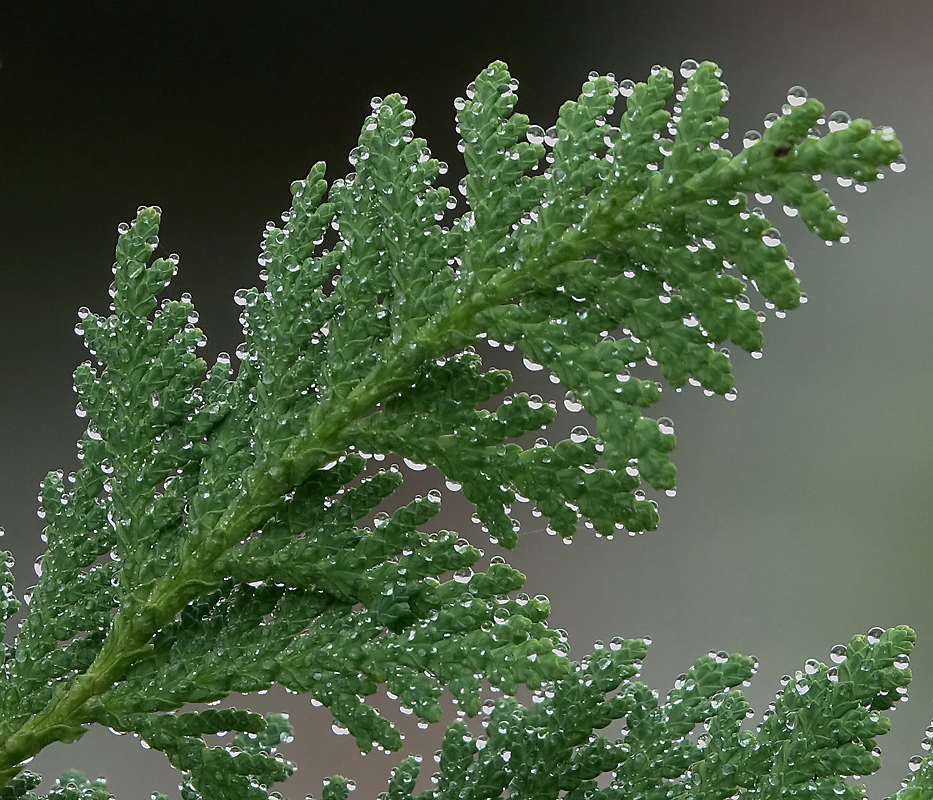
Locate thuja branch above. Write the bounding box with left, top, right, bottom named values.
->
left=0, top=58, right=913, bottom=800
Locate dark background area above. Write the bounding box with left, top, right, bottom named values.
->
left=0, top=2, right=930, bottom=798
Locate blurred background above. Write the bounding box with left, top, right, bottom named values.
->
left=0, top=2, right=930, bottom=798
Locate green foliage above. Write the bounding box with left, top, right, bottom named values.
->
left=0, top=57, right=920, bottom=800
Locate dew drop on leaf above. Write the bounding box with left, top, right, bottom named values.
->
left=526, top=125, right=545, bottom=145
left=786, top=85, right=808, bottom=106
left=680, top=59, right=698, bottom=78
left=762, top=228, right=782, bottom=247
left=454, top=567, right=473, bottom=584
left=828, top=110, right=851, bottom=132
left=830, top=644, right=847, bottom=663
left=522, top=357, right=543, bottom=372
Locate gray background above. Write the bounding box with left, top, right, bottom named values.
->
left=0, top=2, right=930, bottom=798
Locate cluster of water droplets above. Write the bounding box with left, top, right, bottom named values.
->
left=739, top=87, right=906, bottom=242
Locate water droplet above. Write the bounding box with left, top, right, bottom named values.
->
left=657, top=417, right=674, bottom=435
left=908, top=756, right=923, bottom=772
left=891, top=154, right=907, bottom=173
left=522, top=357, right=543, bottom=372
left=526, top=125, right=545, bottom=145
left=895, top=654, right=910, bottom=670
left=404, top=458, right=426, bottom=471
left=680, top=59, right=698, bottom=78
left=830, top=644, right=847, bottom=663
left=786, top=86, right=808, bottom=106
left=117, top=222, right=130, bottom=235
left=570, top=426, right=589, bottom=443
left=564, top=392, right=583, bottom=412
left=743, top=130, right=762, bottom=148
left=828, top=110, right=851, bottom=132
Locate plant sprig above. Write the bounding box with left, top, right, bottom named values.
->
left=0, top=58, right=919, bottom=800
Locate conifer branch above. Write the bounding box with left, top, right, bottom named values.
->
left=0, top=58, right=918, bottom=800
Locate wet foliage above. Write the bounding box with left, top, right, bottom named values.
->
left=0, top=59, right=920, bottom=800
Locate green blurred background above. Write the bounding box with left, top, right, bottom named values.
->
left=0, top=2, right=929, bottom=798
